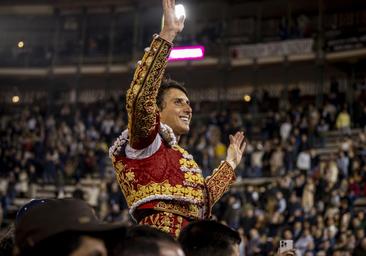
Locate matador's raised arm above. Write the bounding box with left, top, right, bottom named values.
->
left=206, top=132, right=247, bottom=212
left=126, top=35, right=173, bottom=149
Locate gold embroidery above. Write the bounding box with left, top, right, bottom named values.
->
left=139, top=212, right=186, bottom=238
left=184, top=172, right=204, bottom=185
left=154, top=201, right=200, bottom=218
left=114, top=162, right=124, bottom=172
left=113, top=161, right=134, bottom=200
left=112, top=133, right=209, bottom=220
left=173, top=145, right=200, bottom=170
left=126, top=36, right=173, bottom=148
left=172, top=145, right=187, bottom=154
left=114, top=172, right=205, bottom=207
left=125, top=171, right=135, bottom=181
left=206, top=161, right=236, bottom=207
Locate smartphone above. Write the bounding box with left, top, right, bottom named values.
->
left=279, top=240, right=293, bottom=254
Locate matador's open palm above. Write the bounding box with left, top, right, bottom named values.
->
left=226, top=132, right=247, bottom=170
left=160, top=0, right=185, bottom=42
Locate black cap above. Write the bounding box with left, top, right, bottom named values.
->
left=15, top=198, right=126, bottom=251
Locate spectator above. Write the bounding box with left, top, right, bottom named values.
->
left=222, top=195, right=241, bottom=229
left=297, top=149, right=311, bottom=175
left=207, top=125, right=227, bottom=168
left=250, top=143, right=264, bottom=177
left=336, top=107, right=351, bottom=133
left=280, top=117, right=292, bottom=142
left=14, top=198, right=127, bottom=256
left=276, top=191, right=287, bottom=214
left=247, top=228, right=261, bottom=255
left=295, top=229, right=314, bottom=255
left=302, top=180, right=315, bottom=213
left=270, top=146, right=284, bottom=176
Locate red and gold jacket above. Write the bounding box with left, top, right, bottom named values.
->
left=110, top=35, right=236, bottom=237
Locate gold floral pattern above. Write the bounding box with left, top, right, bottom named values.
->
left=128, top=182, right=204, bottom=206
left=113, top=135, right=236, bottom=222
left=179, top=158, right=199, bottom=169
left=184, top=172, right=204, bottom=185
left=114, top=161, right=124, bottom=172
left=126, top=36, right=173, bottom=149
left=154, top=201, right=200, bottom=219
left=139, top=212, right=186, bottom=238
left=113, top=161, right=134, bottom=201
left=125, top=171, right=135, bottom=181
left=206, top=161, right=236, bottom=206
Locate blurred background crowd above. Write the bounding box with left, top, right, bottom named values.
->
left=1, top=83, right=366, bottom=255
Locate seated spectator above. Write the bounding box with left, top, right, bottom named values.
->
left=178, top=220, right=241, bottom=256
left=296, top=149, right=311, bottom=175
left=14, top=198, right=127, bottom=256
left=336, top=107, right=351, bottom=133
left=295, top=228, right=314, bottom=255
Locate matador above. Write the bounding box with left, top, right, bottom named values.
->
left=110, top=0, right=247, bottom=238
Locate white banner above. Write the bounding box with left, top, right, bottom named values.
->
left=231, top=39, right=314, bottom=59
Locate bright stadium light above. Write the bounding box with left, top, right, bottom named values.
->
left=243, top=95, right=251, bottom=102
left=18, top=41, right=24, bottom=48
left=175, top=4, right=186, bottom=19
left=168, top=46, right=205, bottom=61
left=12, top=95, right=20, bottom=103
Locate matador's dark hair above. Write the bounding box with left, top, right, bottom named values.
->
left=157, top=78, right=188, bottom=111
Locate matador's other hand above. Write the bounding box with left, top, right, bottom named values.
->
left=160, top=0, right=185, bottom=43
left=226, top=131, right=247, bottom=170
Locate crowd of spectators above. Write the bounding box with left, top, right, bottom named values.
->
left=0, top=83, right=366, bottom=255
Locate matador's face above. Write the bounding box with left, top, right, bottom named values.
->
left=160, top=88, right=192, bottom=136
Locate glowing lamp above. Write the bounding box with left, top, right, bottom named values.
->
left=12, top=95, right=20, bottom=103
left=243, top=95, right=251, bottom=102
left=18, top=41, right=24, bottom=48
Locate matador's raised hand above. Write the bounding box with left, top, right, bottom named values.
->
left=226, top=132, right=247, bottom=170
left=160, top=0, right=185, bottom=43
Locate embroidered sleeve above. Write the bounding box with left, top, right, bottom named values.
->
left=126, top=34, right=173, bottom=149
left=205, top=161, right=236, bottom=207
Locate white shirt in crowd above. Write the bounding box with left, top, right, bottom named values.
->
left=280, top=122, right=292, bottom=141
left=296, top=151, right=311, bottom=171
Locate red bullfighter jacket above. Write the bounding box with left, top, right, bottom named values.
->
left=109, top=34, right=236, bottom=238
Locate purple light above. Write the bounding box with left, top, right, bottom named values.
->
left=168, top=46, right=205, bottom=61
